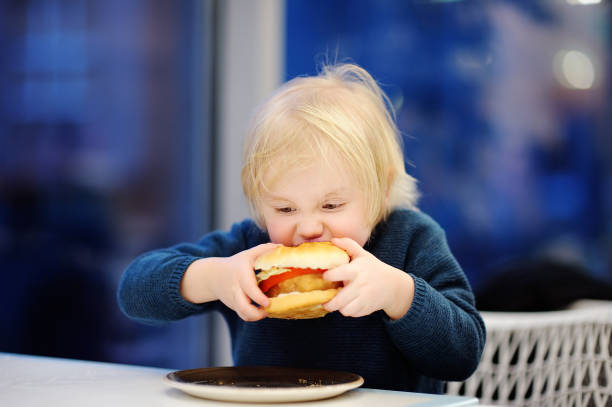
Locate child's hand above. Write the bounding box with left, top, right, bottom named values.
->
left=181, top=243, right=278, bottom=322
left=211, top=243, right=279, bottom=321
left=322, top=237, right=414, bottom=320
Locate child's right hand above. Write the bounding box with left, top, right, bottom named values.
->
left=212, top=243, right=278, bottom=321
left=180, top=243, right=278, bottom=322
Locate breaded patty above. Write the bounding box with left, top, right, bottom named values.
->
left=266, top=274, right=342, bottom=297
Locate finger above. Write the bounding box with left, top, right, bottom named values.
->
left=246, top=286, right=269, bottom=308
left=323, top=264, right=356, bottom=282
left=339, top=298, right=370, bottom=318
left=239, top=265, right=270, bottom=307
left=324, top=284, right=358, bottom=312
left=238, top=307, right=266, bottom=322
left=234, top=290, right=267, bottom=321
left=331, top=237, right=364, bottom=258
left=243, top=244, right=279, bottom=306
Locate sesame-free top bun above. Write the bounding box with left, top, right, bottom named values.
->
left=254, top=241, right=349, bottom=271
left=255, top=242, right=349, bottom=319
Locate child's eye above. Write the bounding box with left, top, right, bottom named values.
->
left=275, top=207, right=295, bottom=214
left=322, top=202, right=344, bottom=210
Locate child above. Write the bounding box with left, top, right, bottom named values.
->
left=117, top=63, right=485, bottom=393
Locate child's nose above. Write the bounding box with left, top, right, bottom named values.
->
left=297, top=218, right=324, bottom=241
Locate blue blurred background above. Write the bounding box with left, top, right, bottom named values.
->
left=1, top=0, right=611, bottom=370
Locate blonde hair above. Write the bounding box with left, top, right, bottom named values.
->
left=241, top=63, right=419, bottom=229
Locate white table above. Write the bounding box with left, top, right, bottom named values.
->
left=0, top=352, right=479, bottom=406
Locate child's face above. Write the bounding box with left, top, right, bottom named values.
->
left=260, top=159, right=373, bottom=247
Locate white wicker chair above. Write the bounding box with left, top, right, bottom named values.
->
left=446, top=300, right=612, bottom=406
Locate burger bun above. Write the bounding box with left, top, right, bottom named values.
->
left=255, top=242, right=349, bottom=319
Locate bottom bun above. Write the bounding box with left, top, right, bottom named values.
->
left=264, top=289, right=338, bottom=319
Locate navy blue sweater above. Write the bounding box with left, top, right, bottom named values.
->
left=117, top=209, right=485, bottom=393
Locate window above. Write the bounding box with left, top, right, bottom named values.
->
left=286, top=0, right=611, bottom=294
left=0, top=0, right=215, bottom=369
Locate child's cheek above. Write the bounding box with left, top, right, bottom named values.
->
left=266, top=220, right=291, bottom=246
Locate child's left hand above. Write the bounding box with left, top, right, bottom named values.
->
left=322, top=237, right=415, bottom=320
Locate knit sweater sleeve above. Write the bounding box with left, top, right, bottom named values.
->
left=382, top=212, right=486, bottom=381
left=116, top=219, right=268, bottom=325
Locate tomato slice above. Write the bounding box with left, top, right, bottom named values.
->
left=259, top=268, right=325, bottom=294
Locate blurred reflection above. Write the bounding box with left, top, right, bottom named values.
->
left=286, top=0, right=611, bottom=309
left=554, top=49, right=596, bottom=90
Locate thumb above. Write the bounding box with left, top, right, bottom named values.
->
left=330, top=237, right=363, bottom=259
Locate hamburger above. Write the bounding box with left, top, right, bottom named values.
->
left=254, top=242, right=349, bottom=319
